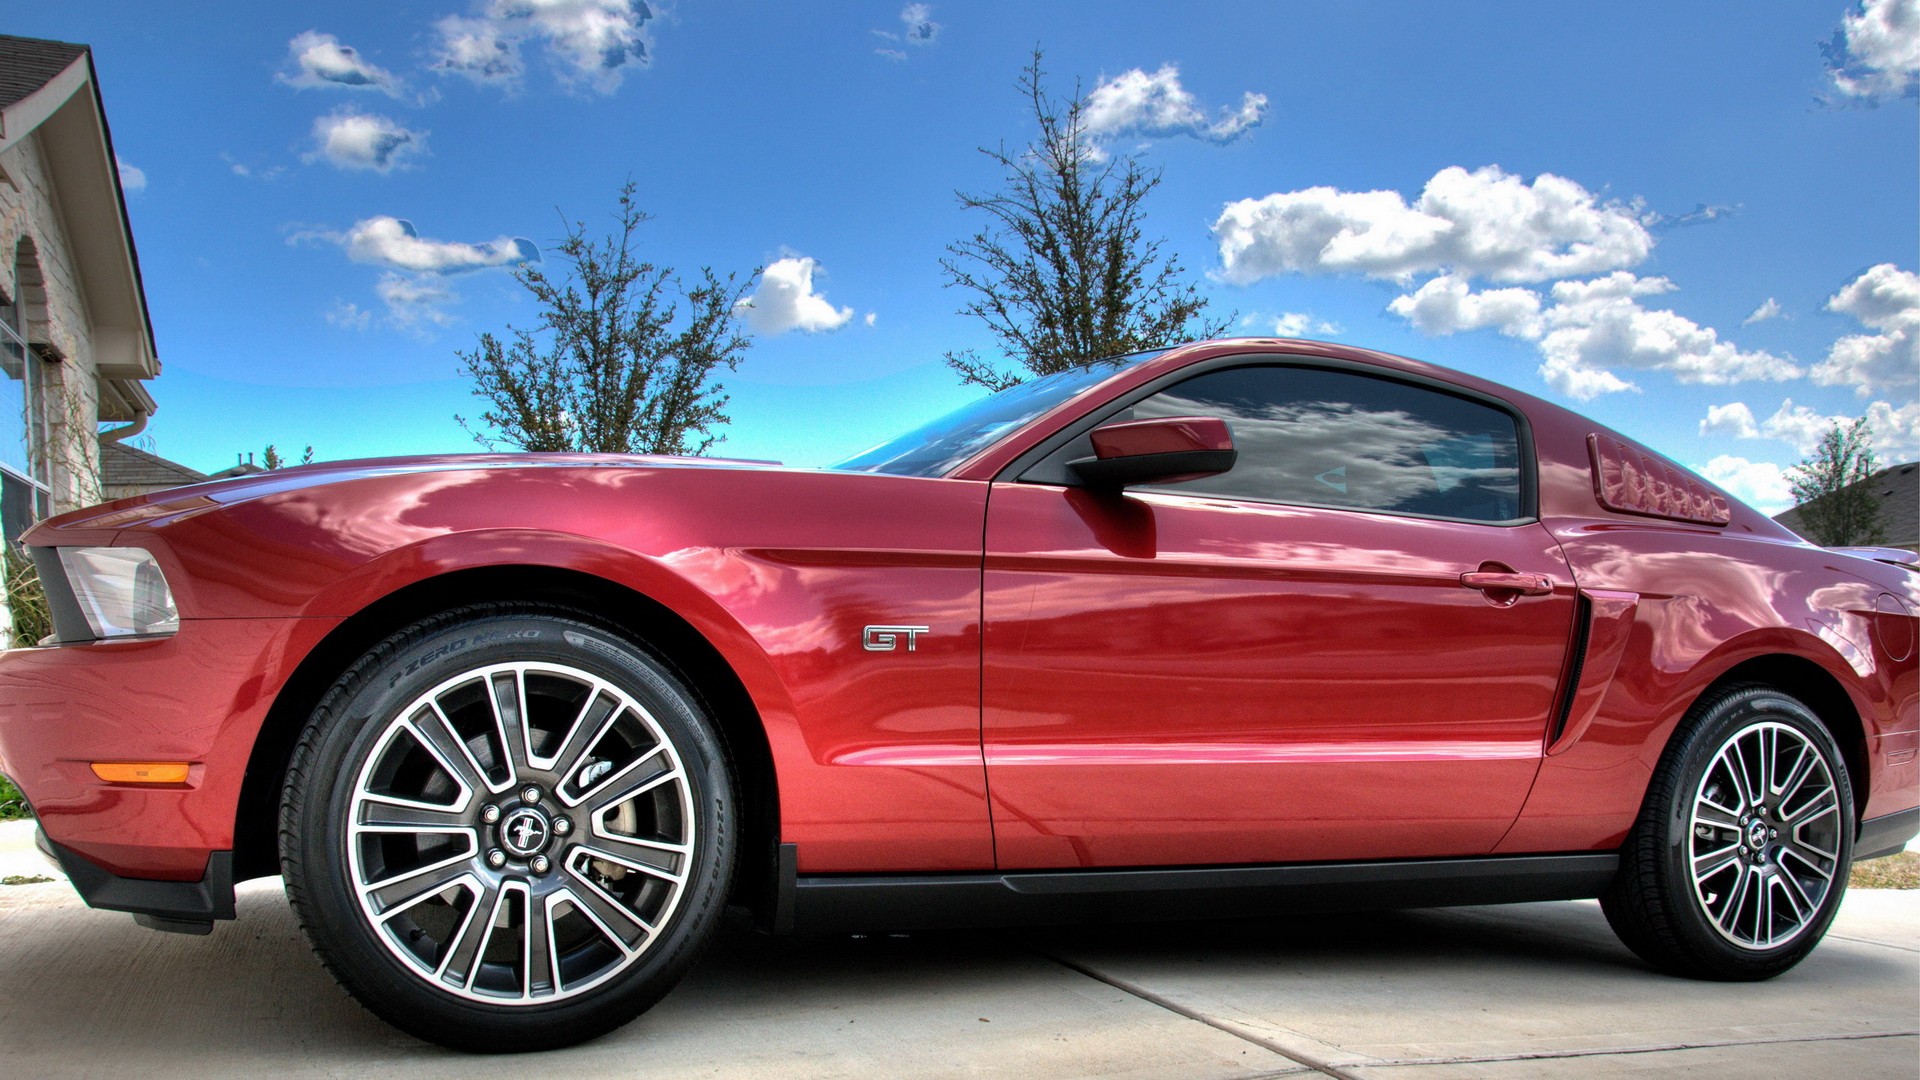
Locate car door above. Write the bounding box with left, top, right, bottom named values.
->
left=982, top=361, right=1577, bottom=869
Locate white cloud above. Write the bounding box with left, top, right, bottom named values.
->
left=1743, top=297, right=1782, bottom=325
left=1082, top=64, right=1266, bottom=151
left=1270, top=312, right=1309, bottom=337
left=1701, top=397, right=1920, bottom=460
left=1767, top=398, right=1920, bottom=458
left=1642, top=202, right=1738, bottom=231
left=1385, top=274, right=1541, bottom=337
left=1813, top=263, right=1920, bottom=396
left=1379, top=271, right=1797, bottom=399
left=325, top=301, right=372, bottom=330
left=278, top=30, right=404, bottom=96
left=377, top=273, right=457, bottom=328
left=1760, top=398, right=1852, bottom=453
left=115, top=156, right=146, bottom=193
left=900, top=3, right=941, bottom=45
left=1828, top=263, right=1920, bottom=327
left=434, top=15, right=523, bottom=86
left=1697, top=455, right=1794, bottom=515
left=874, top=47, right=907, bottom=62
left=737, top=256, right=854, bottom=335
left=307, top=111, right=426, bottom=172
left=1214, top=166, right=1653, bottom=286
left=224, top=154, right=286, bottom=181
left=1828, top=0, right=1920, bottom=98
left=316, top=216, right=538, bottom=273
left=1700, top=402, right=1760, bottom=439
left=297, top=218, right=532, bottom=334
left=864, top=312, right=878, bottom=327
left=1267, top=311, right=1341, bottom=338
left=433, top=0, right=654, bottom=94
left=1533, top=273, right=1802, bottom=399
left=1866, top=400, right=1920, bottom=457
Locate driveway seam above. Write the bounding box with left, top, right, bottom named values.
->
left=1826, top=932, right=1920, bottom=953
left=1032, top=948, right=1366, bottom=1080
left=1337, top=1029, right=1920, bottom=1070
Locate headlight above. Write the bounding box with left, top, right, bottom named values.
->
left=54, top=547, right=179, bottom=639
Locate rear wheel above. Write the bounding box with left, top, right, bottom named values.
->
left=281, top=607, right=736, bottom=1051
left=1603, top=685, right=1852, bottom=980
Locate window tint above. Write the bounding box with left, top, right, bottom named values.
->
left=1130, top=366, right=1525, bottom=523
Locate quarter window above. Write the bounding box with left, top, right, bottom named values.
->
left=1130, top=365, right=1526, bottom=523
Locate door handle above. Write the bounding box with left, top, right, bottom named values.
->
left=1459, top=570, right=1553, bottom=596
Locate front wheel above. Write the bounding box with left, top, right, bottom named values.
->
left=1602, top=685, right=1852, bottom=980
left=281, top=608, right=736, bottom=1051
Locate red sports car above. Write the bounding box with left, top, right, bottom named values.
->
left=1, top=339, right=1914, bottom=1051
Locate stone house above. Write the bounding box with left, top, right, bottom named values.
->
left=0, top=34, right=162, bottom=633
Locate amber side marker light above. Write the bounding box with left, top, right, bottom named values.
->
left=90, top=762, right=191, bottom=784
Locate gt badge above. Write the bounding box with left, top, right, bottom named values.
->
left=863, top=625, right=930, bottom=652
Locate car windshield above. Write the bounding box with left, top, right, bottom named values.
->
left=830, top=352, right=1163, bottom=477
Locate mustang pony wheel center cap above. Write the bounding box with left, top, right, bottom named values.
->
left=499, top=806, right=554, bottom=858
left=1745, top=820, right=1769, bottom=850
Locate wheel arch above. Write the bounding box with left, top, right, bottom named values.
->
left=231, top=563, right=784, bottom=922
left=1684, top=653, right=1868, bottom=827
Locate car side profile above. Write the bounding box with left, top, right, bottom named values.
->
left=0, top=338, right=1913, bottom=1052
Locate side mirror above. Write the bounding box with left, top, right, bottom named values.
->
left=1068, top=415, right=1237, bottom=489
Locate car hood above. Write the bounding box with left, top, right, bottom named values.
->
left=38, top=452, right=787, bottom=534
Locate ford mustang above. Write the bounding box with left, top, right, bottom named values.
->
left=0, top=338, right=1914, bottom=1051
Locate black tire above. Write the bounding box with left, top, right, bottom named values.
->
left=281, top=606, right=736, bottom=1051
left=1602, top=685, right=1853, bottom=980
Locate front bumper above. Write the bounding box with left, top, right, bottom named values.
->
left=37, top=827, right=233, bottom=933
left=0, top=615, right=338, bottom=884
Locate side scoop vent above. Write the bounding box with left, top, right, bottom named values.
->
left=1588, top=433, right=1731, bottom=526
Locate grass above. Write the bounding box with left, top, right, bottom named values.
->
left=2, top=875, right=52, bottom=886
left=0, top=775, right=28, bottom=821
left=1850, top=850, right=1920, bottom=889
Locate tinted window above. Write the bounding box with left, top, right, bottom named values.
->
left=1130, top=366, right=1525, bottom=523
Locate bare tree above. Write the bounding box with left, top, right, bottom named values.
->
left=458, top=182, right=754, bottom=455
left=941, top=49, right=1230, bottom=392
left=1787, top=417, right=1886, bottom=546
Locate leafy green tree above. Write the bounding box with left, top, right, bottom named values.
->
left=261, top=444, right=315, bottom=470
left=941, top=49, right=1230, bottom=392
left=457, top=182, right=754, bottom=456
left=1787, top=417, right=1886, bottom=546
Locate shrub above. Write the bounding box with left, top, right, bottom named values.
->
left=0, top=775, right=29, bottom=820
left=5, top=545, right=49, bottom=649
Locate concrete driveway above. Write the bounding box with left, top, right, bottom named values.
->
left=1, top=821, right=1914, bottom=1078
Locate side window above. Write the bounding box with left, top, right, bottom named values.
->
left=1131, top=366, right=1526, bottom=523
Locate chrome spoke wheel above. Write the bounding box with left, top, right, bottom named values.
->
left=347, top=660, right=696, bottom=1005
left=1688, top=720, right=1840, bottom=951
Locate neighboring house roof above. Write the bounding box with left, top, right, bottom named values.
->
left=1774, top=460, right=1920, bottom=549
left=0, top=33, right=158, bottom=421
left=99, top=441, right=206, bottom=492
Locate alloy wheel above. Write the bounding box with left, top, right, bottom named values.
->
left=346, top=660, right=695, bottom=1004
left=1687, top=720, right=1842, bottom=950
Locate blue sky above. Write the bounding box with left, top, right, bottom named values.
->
left=15, top=1, right=1919, bottom=512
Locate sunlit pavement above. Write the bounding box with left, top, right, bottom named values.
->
left=2, top=818, right=1914, bottom=1079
